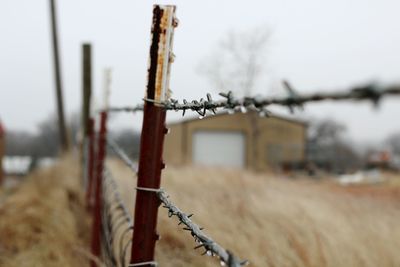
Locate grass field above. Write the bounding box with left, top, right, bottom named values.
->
left=108, top=160, right=400, bottom=267
left=1, top=156, right=400, bottom=267
left=0, top=156, right=91, bottom=267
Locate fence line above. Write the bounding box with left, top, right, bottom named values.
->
left=83, top=4, right=400, bottom=267
left=99, top=138, right=248, bottom=266
left=90, top=82, right=400, bottom=266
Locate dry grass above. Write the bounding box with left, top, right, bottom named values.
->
left=0, top=155, right=90, bottom=267
left=108, top=160, right=400, bottom=267
left=2, top=156, right=400, bottom=267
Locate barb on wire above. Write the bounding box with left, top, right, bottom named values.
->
left=107, top=137, right=138, bottom=173
left=156, top=189, right=248, bottom=267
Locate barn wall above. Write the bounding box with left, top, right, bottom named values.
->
left=256, top=116, right=306, bottom=171
left=163, top=112, right=307, bottom=171
left=163, top=123, right=184, bottom=165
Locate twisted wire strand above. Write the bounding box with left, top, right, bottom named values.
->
left=101, top=168, right=248, bottom=266
left=155, top=189, right=248, bottom=267
left=107, top=105, right=144, bottom=113
left=161, top=84, right=400, bottom=116
left=105, top=83, right=400, bottom=116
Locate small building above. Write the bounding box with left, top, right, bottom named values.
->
left=163, top=112, right=307, bottom=171
left=3, top=156, right=33, bottom=176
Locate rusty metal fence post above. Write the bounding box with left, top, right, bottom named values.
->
left=86, top=117, right=95, bottom=208
left=130, top=5, right=177, bottom=266
left=91, top=112, right=108, bottom=267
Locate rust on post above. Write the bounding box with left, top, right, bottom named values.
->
left=130, top=5, right=177, bottom=266
left=91, top=112, right=107, bottom=267
left=86, top=118, right=96, bottom=207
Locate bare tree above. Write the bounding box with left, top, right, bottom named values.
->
left=5, top=114, right=79, bottom=158
left=198, top=27, right=271, bottom=96
left=307, top=119, right=362, bottom=172
left=308, top=119, right=346, bottom=146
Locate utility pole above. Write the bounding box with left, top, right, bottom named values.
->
left=49, top=0, right=69, bottom=152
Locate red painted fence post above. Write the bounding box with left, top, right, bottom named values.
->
left=86, top=117, right=95, bottom=208
left=91, top=111, right=107, bottom=267
left=0, top=121, right=5, bottom=186
left=130, top=5, right=177, bottom=266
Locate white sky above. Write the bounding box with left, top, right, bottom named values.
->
left=1, top=0, right=400, bottom=143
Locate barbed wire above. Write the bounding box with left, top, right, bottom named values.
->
left=100, top=158, right=247, bottom=266
left=105, top=83, right=400, bottom=117
left=107, top=138, right=138, bottom=174
left=162, top=83, right=400, bottom=116
left=107, top=104, right=144, bottom=113
left=153, top=188, right=248, bottom=267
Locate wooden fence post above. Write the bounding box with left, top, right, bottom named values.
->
left=82, top=43, right=92, bottom=140
left=81, top=43, right=92, bottom=185
left=49, top=0, right=69, bottom=152
left=130, top=5, right=177, bottom=266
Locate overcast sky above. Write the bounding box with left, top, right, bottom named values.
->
left=1, top=0, right=400, bottom=144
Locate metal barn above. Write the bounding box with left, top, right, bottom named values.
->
left=163, top=112, right=307, bottom=171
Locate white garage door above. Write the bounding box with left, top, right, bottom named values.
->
left=192, top=131, right=245, bottom=167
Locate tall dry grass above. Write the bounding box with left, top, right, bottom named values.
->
left=108, top=160, right=400, bottom=267
left=1, top=156, right=400, bottom=267
left=0, top=156, right=90, bottom=267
